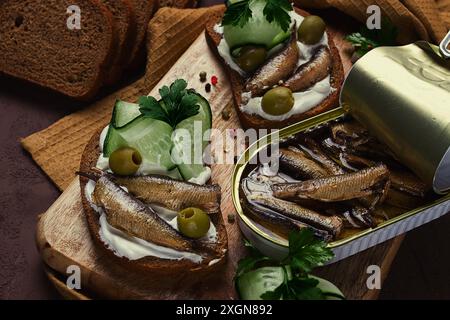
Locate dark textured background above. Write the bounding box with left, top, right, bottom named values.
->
left=0, top=0, right=449, bottom=299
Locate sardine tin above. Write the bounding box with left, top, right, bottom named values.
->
left=232, top=108, right=450, bottom=263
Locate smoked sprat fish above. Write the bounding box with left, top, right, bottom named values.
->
left=92, top=176, right=194, bottom=252
left=106, top=173, right=221, bottom=213
left=248, top=194, right=343, bottom=236
left=279, top=147, right=329, bottom=180
left=284, top=46, right=331, bottom=92
left=271, top=164, right=390, bottom=203
left=245, top=27, right=300, bottom=97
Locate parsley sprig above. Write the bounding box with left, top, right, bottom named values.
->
left=139, top=79, right=200, bottom=128
left=346, top=18, right=398, bottom=56
left=222, top=0, right=293, bottom=32
left=236, top=229, right=339, bottom=300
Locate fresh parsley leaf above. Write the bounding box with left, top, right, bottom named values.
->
left=139, top=79, right=200, bottom=128
left=138, top=96, right=171, bottom=124
left=222, top=0, right=252, bottom=28
left=286, top=229, right=334, bottom=274
left=263, top=0, right=293, bottom=32
left=222, top=0, right=292, bottom=31
left=346, top=18, right=398, bottom=56
left=236, top=229, right=337, bottom=300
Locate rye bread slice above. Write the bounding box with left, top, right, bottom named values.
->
left=205, top=7, right=345, bottom=129
left=101, top=0, right=136, bottom=85
left=125, top=0, right=156, bottom=69
left=79, top=130, right=228, bottom=277
left=158, top=0, right=198, bottom=8
left=0, top=0, right=114, bottom=100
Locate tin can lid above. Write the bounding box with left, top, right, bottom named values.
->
left=340, top=43, right=450, bottom=193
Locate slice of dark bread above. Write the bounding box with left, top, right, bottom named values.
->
left=0, top=0, right=114, bottom=100
left=101, top=0, right=136, bottom=85
left=79, top=130, right=228, bottom=277
left=205, top=7, right=345, bottom=129
left=125, top=0, right=157, bottom=69
left=157, top=0, right=198, bottom=8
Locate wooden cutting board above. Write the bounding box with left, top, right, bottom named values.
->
left=36, top=30, right=403, bottom=300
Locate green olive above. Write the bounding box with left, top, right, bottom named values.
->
left=109, top=147, right=142, bottom=176
left=177, top=207, right=210, bottom=239
left=233, top=46, right=267, bottom=73
left=297, top=16, right=326, bottom=45
left=262, top=87, right=294, bottom=116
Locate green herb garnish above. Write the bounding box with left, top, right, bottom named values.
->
left=346, top=18, right=398, bottom=56
left=222, top=0, right=253, bottom=28
left=222, top=0, right=293, bottom=32
left=236, top=229, right=340, bottom=300
left=139, top=79, right=200, bottom=128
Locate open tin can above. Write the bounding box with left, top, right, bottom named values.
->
left=232, top=40, right=450, bottom=263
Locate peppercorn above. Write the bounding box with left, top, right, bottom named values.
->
left=205, top=83, right=211, bottom=93
left=211, top=75, right=218, bottom=86
left=199, top=71, right=207, bottom=82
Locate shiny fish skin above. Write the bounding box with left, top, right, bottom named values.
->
left=245, top=29, right=300, bottom=97
left=279, top=147, right=329, bottom=180
left=299, top=138, right=345, bottom=176
left=272, top=164, right=390, bottom=202
left=330, top=121, right=369, bottom=146
left=111, top=174, right=221, bottom=213
left=241, top=177, right=332, bottom=241
left=92, top=176, right=194, bottom=252
left=284, top=46, right=331, bottom=92
left=248, top=194, right=343, bottom=236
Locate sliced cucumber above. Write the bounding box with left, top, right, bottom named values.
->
left=223, top=0, right=291, bottom=50
left=236, top=266, right=345, bottom=300
left=104, top=116, right=175, bottom=170
left=111, top=100, right=141, bottom=128
left=171, top=92, right=212, bottom=182
left=237, top=267, right=285, bottom=300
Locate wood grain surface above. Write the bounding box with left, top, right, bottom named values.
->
left=36, top=29, right=403, bottom=300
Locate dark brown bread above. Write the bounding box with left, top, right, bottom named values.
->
left=0, top=0, right=114, bottom=100
left=157, top=0, right=198, bottom=8
left=79, top=130, right=228, bottom=276
left=126, top=0, right=157, bottom=68
left=101, top=0, right=136, bottom=85
left=205, top=7, right=345, bottom=129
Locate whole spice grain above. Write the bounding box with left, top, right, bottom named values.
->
left=228, top=213, right=236, bottom=224
left=205, top=83, right=211, bottom=93
left=199, top=71, right=207, bottom=82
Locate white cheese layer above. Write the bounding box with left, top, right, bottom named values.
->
left=215, top=10, right=333, bottom=121
left=85, top=179, right=218, bottom=262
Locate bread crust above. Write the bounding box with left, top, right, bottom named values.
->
left=79, top=130, right=228, bottom=279
left=102, top=0, right=136, bottom=85
left=205, top=7, right=344, bottom=129
left=0, top=0, right=115, bottom=100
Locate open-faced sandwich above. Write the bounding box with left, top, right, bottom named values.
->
left=79, top=79, right=228, bottom=280
left=206, top=0, right=344, bottom=129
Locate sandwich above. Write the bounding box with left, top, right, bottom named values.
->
left=205, top=0, right=344, bottom=129
left=79, top=79, right=228, bottom=280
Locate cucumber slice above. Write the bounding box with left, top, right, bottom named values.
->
left=104, top=116, right=175, bottom=170
left=237, top=267, right=285, bottom=300
left=223, top=0, right=291, bottom=49
left=172, top=92, right=212, bottom=182
left=111, top=100, right=141, bottom=128
left=236, top=267, right=345, bottom=300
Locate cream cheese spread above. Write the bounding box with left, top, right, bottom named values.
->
left=214, top=10, right=333, bottom=121
left=85, top=180, right=218, bottom=262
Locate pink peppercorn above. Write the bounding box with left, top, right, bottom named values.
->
left=211, top=76, right=218, bottom=86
